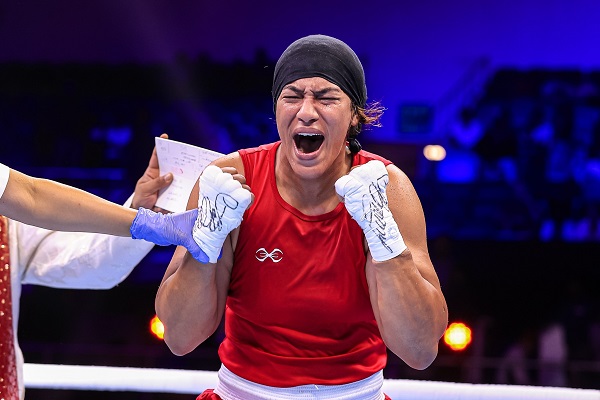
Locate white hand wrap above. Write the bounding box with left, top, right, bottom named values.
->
left=192, top=165, right=252, bottom=263
left=335, top=160, right=407, bottom=262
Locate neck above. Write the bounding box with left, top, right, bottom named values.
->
left=275, top=148, right=352, bottom=215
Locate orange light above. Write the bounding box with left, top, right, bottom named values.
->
left=150, top=315, right=165, bottom=340
left=423, top=144, right=446, bottom=161
left=443, top=322, right=472, bottom=351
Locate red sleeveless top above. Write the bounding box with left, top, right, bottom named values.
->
left=219, top=141, right=392, bottom=387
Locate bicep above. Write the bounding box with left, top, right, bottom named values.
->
left=385, top=165, right=441, bottom=290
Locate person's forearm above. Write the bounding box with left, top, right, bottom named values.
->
left=156, top=251, right=222, bottom=355
left=370, top=252, right=448, bottom=369
left=1, top=169, right=135, bottom=236
left=31, top=178, right=136, bottom=235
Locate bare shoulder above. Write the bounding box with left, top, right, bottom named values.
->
left=385, top=163, right=408, bottom=179
left=187, top=152, right=244, bottom=210
left=385, top=163, right=417, bottom=195
left=211, top=151, right=244, bottom=174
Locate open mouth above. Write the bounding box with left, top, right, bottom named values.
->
left=294, top=133, right=324, bottom=154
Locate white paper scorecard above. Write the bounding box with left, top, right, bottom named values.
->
left=154, top=137, right=223, bottom=212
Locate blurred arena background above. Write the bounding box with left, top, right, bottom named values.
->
left=1, top=0, right=600, bottom=398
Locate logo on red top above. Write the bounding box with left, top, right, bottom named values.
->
left=255, top=248, right=283, bottom=263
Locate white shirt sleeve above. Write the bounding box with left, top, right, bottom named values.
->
left=0, top=162, right=9, bottom=199
left=19, top=228, right=154, bottom=288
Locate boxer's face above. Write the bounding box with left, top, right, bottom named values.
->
left=276, top=77, right=357, bottom=179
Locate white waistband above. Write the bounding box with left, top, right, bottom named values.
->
left=214, top=364, right=385, bottom=400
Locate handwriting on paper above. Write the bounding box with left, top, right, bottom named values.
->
left=155, top=137, right=223, bottom=212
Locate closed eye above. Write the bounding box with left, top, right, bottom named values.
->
left=317, top=97, right=341, bottom=106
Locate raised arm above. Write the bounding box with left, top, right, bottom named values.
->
left=0, top=131, right=175, bottom=235
left=0, top=133, right=208, bottom=259
left=368, top=164, right=447, bottom=369
left=0, top=164, right=137, bottom=236
left=336, top=160, right=448, bottom=370
left=156, top=156, right=252, bottom=355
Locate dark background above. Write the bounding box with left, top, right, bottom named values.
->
left=2, top=0, right=600, bottom=397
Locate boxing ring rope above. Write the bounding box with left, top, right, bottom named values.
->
left=24, top=363, right=600, bottom=399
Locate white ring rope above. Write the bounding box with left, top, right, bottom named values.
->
left=23, top=363, right=600, bottom=399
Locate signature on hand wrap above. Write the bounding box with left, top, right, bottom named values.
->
left=197, top=193, right=240, bottom=232
left=361, top=174, right=398, bottom=253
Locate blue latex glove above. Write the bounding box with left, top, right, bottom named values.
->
left=130, top=208, right=209, bottom=264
